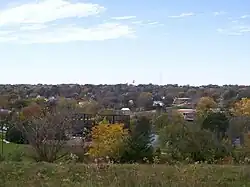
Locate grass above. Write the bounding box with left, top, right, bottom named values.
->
left=0, top=140, right=29, bottom=162
left=0, top=140, right=24, bottom=155
left=1, top=162, right=250, bottom=186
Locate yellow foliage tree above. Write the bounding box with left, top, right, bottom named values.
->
left=196, top=96, right=217, bottom=117
left=88, top=123, right=128, bottom=160
left=233, top=98, right=250, bottom=116
left=232, top=98, right=250, bottom=154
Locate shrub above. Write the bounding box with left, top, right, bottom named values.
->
left=159, top=123, right=232, bottom=164
left=88, top=123, right=128, bottom=162
left=5, top=125, right=28, bottom=144
left=15, top=106, right=77, bottom=163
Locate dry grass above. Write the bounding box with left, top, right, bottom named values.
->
left=1, top=162, right=250, bottom=186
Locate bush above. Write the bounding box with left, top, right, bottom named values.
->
left=5, top=126, right=28, bottom=144
left=159, top=123, right=232, bottom=164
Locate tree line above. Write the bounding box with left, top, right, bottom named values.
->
left=1, top=84, right=250, bottom=111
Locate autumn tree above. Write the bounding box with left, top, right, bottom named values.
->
left=233, top=98, right=250, bottom=116
left=21, top=102, right=42, bottom=119
left=196, top=97, right=217, bottom=120
left=231, top=98, right=250, bottom=144
left=88, top=123, right=128, bottom=161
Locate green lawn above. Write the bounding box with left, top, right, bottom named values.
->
left=0, top=162, right=250, bottom=186
left=0, top=140, right=28, bottom=162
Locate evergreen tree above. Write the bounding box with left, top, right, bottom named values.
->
left=121, top=116, right=154, bottom=163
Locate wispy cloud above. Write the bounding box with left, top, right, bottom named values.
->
left=146, top=21, right=164, bottom=27
left=217, top=20, right=250, bottom=36
left=168, top=12, right=195, bottom=18
left=147, top=21, right=159, bottom=25
left=111, top=16, right=136, bottom=20
left=213, top=11, right=226, bottom=16
left=240, top=15, right=250, bottom=19
left=131, top=21, right=143, bottom=25
left=0, top=0, right=135, bottom=44
left=130, top=20, right=164, bottom=28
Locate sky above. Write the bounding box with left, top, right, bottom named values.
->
left=0, top=0, right=250, bottom=86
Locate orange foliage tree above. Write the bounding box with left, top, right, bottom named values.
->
left=21, top=103, right=42, bottom=120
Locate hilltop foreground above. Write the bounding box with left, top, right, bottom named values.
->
left=1, top=162, right=250, bottom=187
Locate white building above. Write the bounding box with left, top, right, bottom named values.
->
left=121, top=108, right=131, bottom=115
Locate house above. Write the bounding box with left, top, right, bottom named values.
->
left=177, top=109, right=196, bottom=121
left=0, top=109, right=11, bottom=116
left=121, top=108, right=131, bottom=115
left=173, top=97, right=192, bottom=107
left=153, top=101, right=164, bottom=107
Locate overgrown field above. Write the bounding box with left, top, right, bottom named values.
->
left=1, top=162, right=250, bottom=187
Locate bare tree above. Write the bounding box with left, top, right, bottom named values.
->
left=15, top=105, right=77, bottom=162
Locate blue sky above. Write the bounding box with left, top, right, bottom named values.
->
left=0, top=0, right=250, bottom=85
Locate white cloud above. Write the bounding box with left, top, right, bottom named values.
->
left=147, top=21, right=159, bottom=25
left=131, top=21, right=143, bottom=25
left=217, top=28, right=242, bottom=36
left=0, top=23, right=135, bottom=44
left=213, top=11, right=226, bottom=16
left=0, top=0, right=135, bottom=43
left=168, top=12, right=195, bottom=18
left=0, top=0, right=105, bottom=25
left=19, top=24, right=48, bottom=31
left=111, top=16, right=136, bottom=20
left=217, top=21, right=250, bottom=36
left=241, top=15, right=250, bottom=19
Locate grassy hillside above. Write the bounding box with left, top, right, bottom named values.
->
left=0, top=139, right=26, bottom=153
left=1, top=162, right=250, bottom=187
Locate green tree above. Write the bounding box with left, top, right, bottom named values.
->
left=153, top=111, right=184, bottom=132
left=159, top=122, right=231, bottom=163
left=121, top=116, right=154, bottom=163
left=202, top=112, right=229, bottom=140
